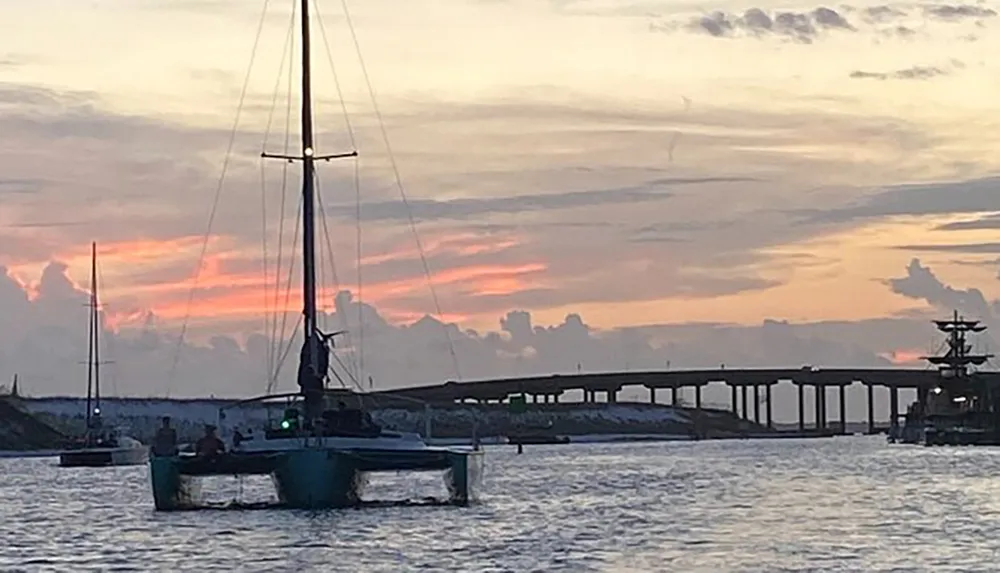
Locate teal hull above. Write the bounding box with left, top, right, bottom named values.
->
left=149, top=448, right=483, bottom=511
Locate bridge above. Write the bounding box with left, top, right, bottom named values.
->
left=381, top=368, right=1000, bottom=435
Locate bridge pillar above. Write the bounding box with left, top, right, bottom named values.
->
left=608, top=389, right=618, bottom=403
left=766, top=383, right=773, bottom=428
left=814, top=385, right=823, bottom=430
left=649, top=387, right=656, bottom=404
left=731, top=385, right=738, bottom=416
left=867, top=383, right=874, bottom=434
left=753, top=385, right=760, bottom=425
left=840, top=384, right=847, bottom=435
left=820, top=385, right=827, bottom=430
left=798, top=383, right=805, bottom=432
left=553, top=393, right=560, bottom=403
left=741, top=385, right=748, bottom=420
left=672, top=386, right=678, bottom=406
left=889, top=386, right=899, bottom=426
left=695, top=385, right=702, bottom=410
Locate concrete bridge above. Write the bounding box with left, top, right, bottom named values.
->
left=381, top=368, right=1000, bottom=434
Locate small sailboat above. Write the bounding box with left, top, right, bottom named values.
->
left=149, top=0, right=482, bottom=510
left=58, top=242, right=147, bottom=467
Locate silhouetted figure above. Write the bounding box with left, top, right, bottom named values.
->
left=152, top=416, right=178, bottom=457
left=195, top=425, right=225, bottom=458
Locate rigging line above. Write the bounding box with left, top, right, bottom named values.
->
left=269, top=8, right=297, bottom=384
left=268, top=193, right=303, bottom=393
left=339, top=0, right=461, bottom=381
left=272, top=315, right=303, bottom=381
left=315, top=173, right=364, bottom=389
left=261, top=1, right=297, bottom=388
left=313, top=0, right=363, bottom=384
left=313, top=173, right=348, bottom=331
left=166, top=0, right=273, bottom=398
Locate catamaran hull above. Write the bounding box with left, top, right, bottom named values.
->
left=59, top=445, right=149, bottom=467
left=149, top=447, right=483, bottom=511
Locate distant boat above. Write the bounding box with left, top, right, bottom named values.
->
left=58, top=242, right=147, bottom=467
left=148, top=0, right=481, bottom=510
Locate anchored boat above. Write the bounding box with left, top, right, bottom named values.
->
left=149, top=0, right=482, bottom=510
left=59, top=243, right=148, bottom=468
left=891, top=311, right=1000, bottom=446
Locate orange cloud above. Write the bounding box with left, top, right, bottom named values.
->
left=143, top=262, right=548, bottom=324
left=359, top=231, right=521, bottom=266
left=879, top=348, right=926, bottom=365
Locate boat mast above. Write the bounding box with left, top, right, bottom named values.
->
left=263, top=0, right=356, bottom=421
left=85, top=242, right=99, bottom=428
left=92, top=241, right=101, bottom=415
left=300, top=0, right=320, bottom=419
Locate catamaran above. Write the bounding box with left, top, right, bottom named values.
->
left=148, top=0, right=482, bottom=510
left=59, top=243, right=148, bottom=467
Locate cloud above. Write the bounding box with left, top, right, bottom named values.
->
left=923, top=4, right=997, bottom=21
left=665, top=3, right=995, bottom=42
left=326, top=176, right=751, bottom=223
left=687, top=7, right=855, bottom=42
left=894, top=242, right=1000, bottom=254
left=849, top=65, right=951, bottom=81
left=886, top=258, right=1000, bottom=329
left=935, top=212, right=1000, bottom=231
left=796, top=175, right=1000, bottom=226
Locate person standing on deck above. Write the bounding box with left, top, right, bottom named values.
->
left=152, top=416, right=178, bottom=457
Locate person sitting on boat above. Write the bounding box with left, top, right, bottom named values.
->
left=152, top=416, right=178, bottom=457
left=195, top=424, right=226, bottom=458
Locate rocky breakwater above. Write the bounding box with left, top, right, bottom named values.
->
left=0, top=396, right=67, bottom=451
left=22, top=397, right=769, bottom=443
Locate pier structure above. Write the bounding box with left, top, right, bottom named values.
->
left=384, top=368, right=1000, bottom=433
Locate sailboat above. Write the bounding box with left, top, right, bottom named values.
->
left=148, top=0, right=482, bottom=510
left=58, top=242, right=148, bottom=467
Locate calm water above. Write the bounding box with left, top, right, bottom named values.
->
left=3, top=436, right=1000, bottom=571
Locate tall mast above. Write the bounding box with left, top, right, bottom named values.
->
left=92, top=241, right=101, bottom=413
left=262, top=0, right=357, bottom=419
left=85, top=242, right=97, bottom=427
left=300, top=0, right=319, bottom=396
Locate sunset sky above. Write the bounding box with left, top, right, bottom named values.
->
left=3, top=0, right=1000, bottom=413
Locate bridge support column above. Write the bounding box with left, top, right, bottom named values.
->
left=741, top=385, right=748, bottom=420
left=608, top=389, right=618, bottom=403
left=553, top=393, right=560, bottom=403
left=798, top=383, right=805, bottom=432
left=820, top=385, right=827, bottom=430
left=753, top=385, right=760, bottom=425
left=840, top=384, right=847, bottom=435
left=814, top=385, right=823, bottom=430
left=731, top=385, right=738, bottom=416
left=649, top=387, right=656, bottom=404
left=867, top=383, right=874, bottom=434
left=889, top=386, right=899, bottom=427
left=695, top=385, right=702, bottom=410
left=766, top=383, right=773, bottom=429
left=672, top=386, right=678, bottom=406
